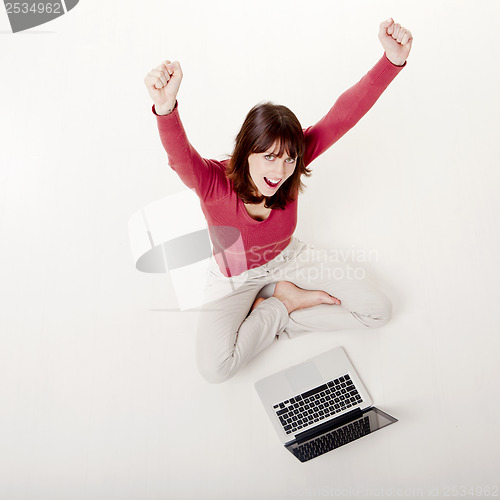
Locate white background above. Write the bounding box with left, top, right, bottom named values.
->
left=1, top=1, right=500, bottom=499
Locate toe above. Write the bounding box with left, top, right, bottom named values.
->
left=320, top=291, right=340, bottom=305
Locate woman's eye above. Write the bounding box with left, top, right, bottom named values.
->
left=286, top=158, right=296, bottom=163
left=264, top=154, right=275, bottom=160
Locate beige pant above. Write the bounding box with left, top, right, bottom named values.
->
left=196, top=237, right=392, bottom=383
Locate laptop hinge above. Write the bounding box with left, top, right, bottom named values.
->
left=292, top=408, right=364, bottom=443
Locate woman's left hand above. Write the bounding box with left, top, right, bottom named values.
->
left=378, top=18, right=413, bottom=66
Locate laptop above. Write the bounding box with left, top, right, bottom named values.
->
left=255, top=346, right=397, bottom=462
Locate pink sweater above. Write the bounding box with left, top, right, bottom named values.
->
left=154, top=53, right=405, bottom=277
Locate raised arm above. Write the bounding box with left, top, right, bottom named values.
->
left=303, top=18, right=412, bottom=166
left=144, top=60, right=223, bottom=201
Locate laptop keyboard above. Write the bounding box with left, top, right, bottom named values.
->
left=292, top=416, right=371, bottom=462
left=273, top=374, right=362, bottom=435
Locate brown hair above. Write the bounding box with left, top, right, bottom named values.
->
left=225, top=102, right=311, bottom=209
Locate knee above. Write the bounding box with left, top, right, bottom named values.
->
left=196, top=355, right=236, bottom=384
left=198, top=366, right=233, bottom=384
left=367, top=295, right=392, bottom=329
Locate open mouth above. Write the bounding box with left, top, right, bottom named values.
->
left=264, top=177, right=282, bottom=188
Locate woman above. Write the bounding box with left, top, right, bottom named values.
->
left=144, top=18, right=413, bottom=383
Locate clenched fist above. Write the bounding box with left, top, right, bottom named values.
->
left=144, top=60, right=183, bottom=115
left=378, top=18, right=413, bottom=67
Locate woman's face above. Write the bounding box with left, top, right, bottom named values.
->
left=247, top=143, right=296, bottom=198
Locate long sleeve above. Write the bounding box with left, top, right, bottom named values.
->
left=153, top=101, right=226, bottom=202
left=303, top=53, right=406, bottom=166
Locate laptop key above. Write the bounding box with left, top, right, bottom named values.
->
left=301, top=384, right=328, bottom=399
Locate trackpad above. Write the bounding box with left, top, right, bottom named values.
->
left=285, top=361, right=323, bottom=393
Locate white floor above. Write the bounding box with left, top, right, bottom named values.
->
left=2, top=2, right=500, bottom=499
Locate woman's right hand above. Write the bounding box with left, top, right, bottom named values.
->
left=144, top=60, right=183, bottom=115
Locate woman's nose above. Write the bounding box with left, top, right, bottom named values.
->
left=274, top=160, right=286, bottom=176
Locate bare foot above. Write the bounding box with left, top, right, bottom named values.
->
left=272, top=281, right=341, bottom=314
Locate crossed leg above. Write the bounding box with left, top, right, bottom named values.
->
left=196, top=245, right=391, bottom=383
left=268, top=244, right=392, bottom=337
